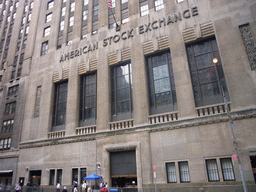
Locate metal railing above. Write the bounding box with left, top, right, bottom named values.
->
left=1, top=185, right=256, bottom=192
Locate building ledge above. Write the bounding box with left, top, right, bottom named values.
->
left=18, top=107, right=256, bottom=149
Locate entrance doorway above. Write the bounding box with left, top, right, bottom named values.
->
left=250, top=156, right=256, bottom=183
left=29, top=170, right=41, bottom=187
left=110, top=150, right=137, bottom=188
left=0, top=172, right=12, bottom=188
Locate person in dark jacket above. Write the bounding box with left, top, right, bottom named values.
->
left=62, top=186, right=67, bottom=192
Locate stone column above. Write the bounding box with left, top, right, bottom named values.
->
left=131, top=35, right=149, bottom=126
left=65, top=64, right=79, bottom=136
left=97, top=47, right=110, bottom=131
left=168, top=25, right=197, bottom=118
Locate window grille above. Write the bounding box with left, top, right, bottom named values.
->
left=166, top=162, right=177, bottom=183
left=220, top=158, right=235, bottom=181
left=179, top=161, right=190, bottom=183
left=206, top=159, right=220, bottom=182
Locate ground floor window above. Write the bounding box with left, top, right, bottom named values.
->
left=166, top=162, right=177, bottom=183
left=220, top=158, right=235, bottom=181
left=250, top=156, right=256, bottom=183
left=72, top=168, right=78, bottom=185
left=166, top=161, right=190, bottom=183
left=80, top=168, right=87, bottom=185
left=49, top=170, right=55, bottom=185
left=57, top=169, right=62, bottom=185
left=206, top=159, right=220, bottom=182
left=178, top=161, right=190, bottom=183
left=205, top=157, right=235, bottom=182
left=0, top=172, right=12, bottom=187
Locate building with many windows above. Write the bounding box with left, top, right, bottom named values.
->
left=0, top=0, right=256, bottom=191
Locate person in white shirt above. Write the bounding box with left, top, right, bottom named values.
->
left=82, top=181, right=87, bottom=192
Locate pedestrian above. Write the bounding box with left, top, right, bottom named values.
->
left=72, top=181, right=77, bottom=192
left=74, top=187, right=78, bottom=192
left=56, top=183, right=61, bottom=192
left=62, top=186, right=67, bottom=192
left=105, top=182, right=108, bottom=191
left=26, top=181, right=30, bottom=192
left=14, top=183, right=21, bottom=192
left=82, top=181, right=87, bottom=192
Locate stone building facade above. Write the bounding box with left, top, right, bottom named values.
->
left=0, top=0, right=256, bottom=191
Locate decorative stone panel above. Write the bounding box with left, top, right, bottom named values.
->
left=200, top=22, right=214, bottom=38
left=108, top=52, right=117, bottom=65
left=34, top=86, right=41, bottom=118
left=239, top=23, right=256, bottom=71
left=158, top=36, right=169, bottom=50
left=196, top=103, right=231, bottom=117
left=183, top=22, right=214, bottom=43
left=149, top=111, right=179, bottom=125
left=121, top=48, right=131, bottom=61
left=109, top=119, right=134, bottom=130
left=89, top=59, right=98, bottom=71
left=182, top=27, right=197, bottom=43
left=76, top=126, right=97, bottom=135
left=53, top=68, right=69, bottom=82
left=52, top=71, right=60, bottom=82
left=142, top=41, right=154, bottom=55
left=78, top=62, right=87, bottom=75
left=62, top=68, right=69, bottom=80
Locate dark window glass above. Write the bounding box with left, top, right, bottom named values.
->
left=140, top=0, right=149, bottom=16
left=121, top=7, right=129, bottom=23
left=92, top=0, right=98, bottom=35
left=147, top=51, right=177, bottom=115
left=166, top=162, right=177, bottom=183
left=80, top=168, right=86, bottom=185
left=178, top=161, right=190, bottom=183
left=52, top=81, right=68, bottom=129
left=1, top=119, right=14, bottom=133
left=3, top=48, right=8, bottom=59
left=121, top=0, right=129, bottom=23
left=206, top=159, right=220, bottom=182
left=8, top=85, right=19, bottom=96
left=41, top=41, right=48, bottom=56
left=47, top=0, right=54, bottom=10
left=14, top=56, right=18, bottom=66
left=111, top=62, right=133, bottom=121
left=57, top=169, right=62, bottom=185
left=0, top=138, right=11, bottom=150
left=4, top=102, right=16, bottom=115
left=72, top=168, right=78, bottom=184
left=186, top=38, right=230, bottom=107
left=220, top=158, right=235, bottom=181
left=49, top=170, right=55, bottom=185
left=80, top=73, right=97, bottom=126
left=17, top=68, right=22, bottom=77
left=11, top=70, right=15, bottom=79
left=19, top=53, right=24, bottom=65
